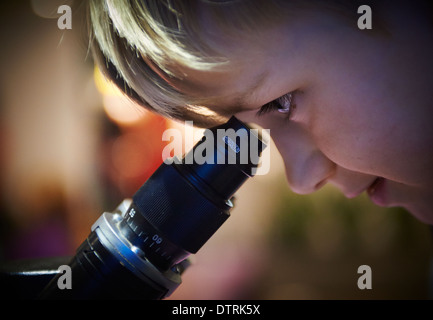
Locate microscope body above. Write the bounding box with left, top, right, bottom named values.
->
left=40, top=200, right=187, bottom=299
left=0, top=117, right=266, bottom=299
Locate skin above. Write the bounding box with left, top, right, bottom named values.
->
left=151, top=2, right=433, bottom=224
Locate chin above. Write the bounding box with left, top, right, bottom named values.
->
left=404, top=203, right=433, bottom=226
left=385, top=182, right=433, bottom=225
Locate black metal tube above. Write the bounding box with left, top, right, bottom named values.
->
left=37, top=117, right=266, bottom=299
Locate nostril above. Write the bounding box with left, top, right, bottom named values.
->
left=288, top=176, right=321, bottom=195
left=313, top=168, right=335, bottom=191
left=285, top=154, right=336, bottom=195
left=314, top=179, right=327, bottom=191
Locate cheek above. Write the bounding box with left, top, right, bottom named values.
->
left=312, top=116, right=366, bottom=170
left=310, top=98, right=422, bottom=184
left=307, top=93, right=390, bottom=174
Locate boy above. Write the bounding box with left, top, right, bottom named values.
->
left=86, top=0, right=433, bottom=224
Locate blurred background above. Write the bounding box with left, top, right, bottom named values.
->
left=0, top=0, right=432, bottom=300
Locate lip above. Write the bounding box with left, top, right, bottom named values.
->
left=367, top=177, right=388, bottom=206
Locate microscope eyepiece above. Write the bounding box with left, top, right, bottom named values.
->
left=129, top=116, right=266, bottom=270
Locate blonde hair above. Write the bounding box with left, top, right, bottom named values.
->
left=86, top=0, right=369, bottom=127
left=86, top=0, right=294, bottom=126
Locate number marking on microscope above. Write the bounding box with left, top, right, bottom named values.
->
left=152, top=234, right=163, bottom=244
left=129, top=208, right=136, bottom=218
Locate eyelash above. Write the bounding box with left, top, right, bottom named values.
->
left=257, top=92, right=297, bottom=119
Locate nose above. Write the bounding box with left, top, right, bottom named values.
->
left=272, top=122, right=335, bottom=195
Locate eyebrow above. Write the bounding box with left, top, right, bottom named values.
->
left=236, top=71, right=268, bottom=107
left=206, top=70, right=269, bottom=115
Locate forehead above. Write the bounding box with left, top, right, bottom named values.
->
left=188, top=70, right=268, bottom=112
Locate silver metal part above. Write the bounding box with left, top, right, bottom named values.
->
left=91, top=199, right=182, bottom=298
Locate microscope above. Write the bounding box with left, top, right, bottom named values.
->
left=0, top=116, right=266, bottom=299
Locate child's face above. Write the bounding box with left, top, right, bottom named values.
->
left=158, top=9, right=433, bottom=223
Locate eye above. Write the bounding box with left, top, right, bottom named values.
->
left=257, top=92, right=297, bottom=119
